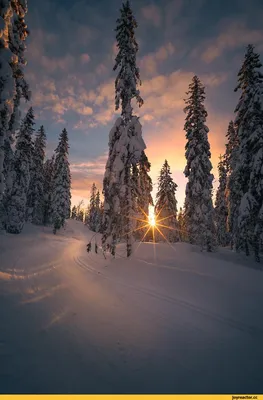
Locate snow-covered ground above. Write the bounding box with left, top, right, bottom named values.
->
left=0, top=220, right=263, bottom=394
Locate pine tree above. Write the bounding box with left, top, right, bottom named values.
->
left=6, top=107, right=34, bottom=233
left=0, top=0, right=30, bottom=229
left=177, top=207, right=184, bottom=241
left=52, top=128, right=71, bottom=234
left=183, top=76, right=215, bottom=251
left=155, top=160, right=178, bottom=242
left=84, top=204, right=90, bottom=225
left=94, top=190, right=102, bottom=232
left=43, top=155, right=55, bottom=225
left=224, top=121, right=239, bottom=248
left=71, top=205, right=77, bottom=219
left=99, top=201, right=104, bottom=233
left=135, top=151, right=153, bottom=239
left=233, top=45, right=263, bottom=261
left=230, top=45, right=263, bottom=256
left=215, top=155, right=229, bottom=246
left=30, top=126, right=46, bottom=224
left=89, top=183, right=97, bottom=230
left=27, top=126, right=46, bottom=223
left=102, top=1, right=145, bottom=257
left=248, top=97, right=263, bottom=262
left=75, top=199, right=84, bottom=221
left=78, top=209, right=84, bottom=223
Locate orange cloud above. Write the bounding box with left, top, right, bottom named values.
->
left=202, top=21, right=263, bottom=63
left=139, top=43, right=175, bottom=77
left=71, top=155, right=107, bottom=205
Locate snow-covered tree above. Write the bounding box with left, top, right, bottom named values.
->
left=177, top=207, right=185, bottom=242
left=94, top=190, right=102, bottom=232
left=230, top=45, right=263, bottom=260
left=98, top=200, right=104, bottom=233
left=215, top=155, right=229, bottom=246
left=247, top=96, right=263, bottom=261
left=224, top=121, right=239, bottom=248
left=183, top=75, right=215, bottom=251
left=89, top=183, right=97, bottom=230
left=43, top=155, right=54, bottom=225
left=135, top=151, right=153, bottom=239
left=52, top=128, right=71, bottom=234
left=0, top=0, right=30, bottom=229
left=6, top=107, right=34, bottom=233
left=229, top=45, right=263, bottom=257
left=29, top=125, right=46, bottom=225
left=155, top=160, right=178, bottom=242
left=102, top=1, right=145, bottom=257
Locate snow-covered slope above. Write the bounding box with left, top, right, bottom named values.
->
left=0, top=220, right=262, bottom=393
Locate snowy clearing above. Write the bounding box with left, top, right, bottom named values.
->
left=0, top=220, right=263, bottom=394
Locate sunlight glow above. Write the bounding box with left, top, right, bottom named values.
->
left=148, top=205, right=156, bottom=227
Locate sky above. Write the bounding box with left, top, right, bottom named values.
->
left=24, top=0, right=263, bottom=208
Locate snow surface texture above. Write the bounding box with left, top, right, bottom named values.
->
left=0, top=219, right=263, bottom=394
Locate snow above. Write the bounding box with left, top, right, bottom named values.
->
left=0, top=219, right=263, bottom=393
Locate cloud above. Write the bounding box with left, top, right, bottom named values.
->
left=141, top=4, right=162, bottom=27
left=137, top=70, right=228, bottom=122
left=70, top=154, right=107, bottom=204
left=201, top=21, right=263, bottom=63
left=139, top=43, right=175, bottom=77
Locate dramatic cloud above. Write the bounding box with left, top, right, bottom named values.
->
left=23, top=0, right=263, bottom=206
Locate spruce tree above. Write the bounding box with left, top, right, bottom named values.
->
left=177, top=207, right=184, bottom=242
left=30, top=126, right=46, bottom=224
left=215, top=155, right=229, bottom=246
left=183, top=76, right=215, bottom=251
left=52, top=128, right=71, bottom=234
left=248, top=96, right=263, bottom=262
left=89, top=183, right=97, bottom=230
left=76, top=199, right=84, bottom=221
left=6, top=107, right=34, bottom=233
left=155, top=160, right=178, bottom=242
left=0, top=0, right=30, bottom=229
left=102, top=1, right=145, bottom=257
left=230, top=44, right=263, bottom=256
left=94, top=190, right=102, bottom=232
left=224, top=121, right=239, bottom=248
left=234, top=45, right=263, bottom=261
left=71, top=206, right=77, bottom=219
left=135, top=151, right=153, bottom=239
left=43, top=155, right=55, bottom=225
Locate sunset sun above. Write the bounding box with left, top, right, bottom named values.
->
left=148, top=206, right=156, bottom=227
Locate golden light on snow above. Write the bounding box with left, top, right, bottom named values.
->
left=148, top=205, right=156, bottom=226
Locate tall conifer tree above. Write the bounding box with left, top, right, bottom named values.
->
left=155, top=160, right=178, bottom=242
left=215, top=155, right=229, bottom=246
left=52, top=128, right=71, bottom=234
left=6, top=107, right=34, bottom=233
left=102, top=1, right=146, bottom=257
left=183, top=76, right=215, bottom=251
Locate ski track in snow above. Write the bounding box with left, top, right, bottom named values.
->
left=0, top=220, right=263, bottom=394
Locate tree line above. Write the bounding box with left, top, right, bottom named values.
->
left=0, top=0, right=71, bottom=235
left=95, top=1, right=263, bottom=262
left=1, top=0, right=263, bottom=263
